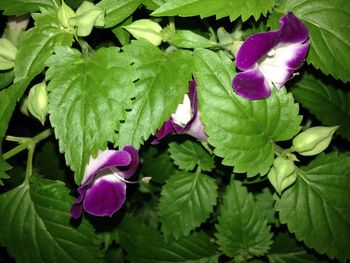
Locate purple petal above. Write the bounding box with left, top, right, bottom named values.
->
left=279, top=12, right=309, bottom=44
left=83, top=174, right=126, bottom=217
left=188, top=80, right=198, bottom=112
left=152, top=120, right=176, bottom=144
left=184, top=111, right=207, bottom=141
left=119, top=145, right=140, bottom=179
left=232, top=66, right=271, bottom=100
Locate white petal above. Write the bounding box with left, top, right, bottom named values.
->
left=171, top=94, right=193, bottom=127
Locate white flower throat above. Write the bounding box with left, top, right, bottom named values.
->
left=171, top=94, right=193, bottom=127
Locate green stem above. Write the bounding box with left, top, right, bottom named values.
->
left=169, top=17, right=175, bottom=32
left=25, top=143, right=35, bottom=182
left=3, top=142, right=29, bottom=160
left=4, top=135, right=28, bottom=143
left=32, top=128, right=52, bottom=144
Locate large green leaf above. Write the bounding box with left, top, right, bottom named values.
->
left=277, top=0, right=350, bottom=83
left=46, top=46, right=135, bottom=183
left=119, top=214, right=219, bottom=263
left=194, top=49, right=301, bottom=176
left=0, top=0, right=58, bottom=15
left=97, top=0, right=143, bottom=28
left=292, top=73, right=350, bottom=141
left=158, top=172, right=217, bottom=241
left=275, top=153, right=350, bottom=262
left=0, top=175, right=102, bottom=263
left=216, top=179, right=273, bottom=259
left=117, top=40, right=193, bottom=148
left=152, top=0, right=274, bottom=22
left=168, top=140, right=214, bottom=172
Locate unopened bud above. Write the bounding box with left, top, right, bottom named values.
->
left=27, top=82, right=48, bottom=125
left=69, top=1, right=105, bottom=37
left=123, top=19, right=162, bottom=46
left=268, top=156, right=297, bottom=195
left=58, top=0, right=76, bottom=29
left=0, top=38, right=17, bottom=70
left=292, top=126, right=338, bottom=156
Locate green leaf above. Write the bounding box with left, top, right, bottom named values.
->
left=168, top=140, right=214, bottom=172
left=0, top=157, right=11, bottom=186
left=168, top=30, right=217, bottom=49
left=47, top=46, right=135, bottom=183
left=216, top=179, right=273, bottom=259
left=112, top=16, right=132, bottom=46
left=0, top=0, right=58, bottom=15
left=119, top=214, right=219, bottom=263
left=159, top=172, right=217, bottom=241
left=97, top=0, right=143, bottom=28
left=14, top=8, right=73, bottom=82
left=0, top=70, right=14, bottom=90
left=268, top=232, right=326, bottom=263
left=143, top=0, right=166, bottom=10
left=0, top=175, right=103, bottom=263
left=277, top=0, right=350, bottom=83
left=152, top=0, right=274, bottom=22
left=194, top=49, right=301, bottom=176
left=275, top=152, right=350, bottom=262
left=142, top=147, right=176, bottom=184
left=117, top=40, right=193, bottom=148
left=254, top=188, right=279, bottom=225
left=292, top=73, right=350, bottom=141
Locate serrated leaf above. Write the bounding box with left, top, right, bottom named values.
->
left=142, top=147, right=176, bottom=184
left=268, top=232, right=326, bottom=263
left=255, top=188, right=279, bottom=225
left=47, top=46, right=135, bottom=183
left=277, top=0, right=350, bottom=83
left=14, top=9, right=73, bottom=82
left=159, top=172, right=217, bottom=241
left=0, top=157, right=11, bottom=186
left=216, top=179, right=273, bottom=259
left=152, top=0, right=274, bottom=22
left=117, top=40, right=193, bottom=148
left=0, top=0, right=58, bottom=15
left=119, top=214, right=219, bottom=263
left=275, top=152, right=350, bottom=262
left=292, top=73, right=350, bottom=141
left=0, top=175, right=103, bottom=263
left=168, top=140, right=214, bottom=172
left=97, top=0, right=143, bottom=28
left=194, top=49, right=301, bottom=176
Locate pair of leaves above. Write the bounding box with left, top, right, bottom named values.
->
left=277, top=0, right=350, bottom=83
left=194, top=49, right=301, bottom=176
left=292, top=72, right=350, bottom=141
left=0, top=175, right=102, bottom=263
left=275, top=153, right=350, bottom=262
left=119, top=214, right=218, bottom=262
left=152, top=0, right=274, bottom=22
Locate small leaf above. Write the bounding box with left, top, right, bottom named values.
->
left=159, top=172, right=218, bottom=241
left=0, top=157, right=11, bottom=186
left=97, top=0, right=143, bottom=28
left=112, top=16, right=132, bottom=46
left=254, top=188, right=279, bottom=225
left=0, top=175, right=103, bottom=263
left=194, top=49, right=301, bottom=176
left=117, top=40, right=193, bottom=148
left=216, top=179, right=272, bottom=259
left=168, top=140, right=214, bottom=172
left=277, top=0, right=350, bottom=82
left=47, top=46, right=135, bottom=183
left=0, top=0, right=58, bottom=15
left=152, top=0, right=274, bottom=22
left=168, top=30, right=217, bottom=49
left=292, top=73, right=350, bottom=141
left=119, top=214, right=219, bottom=262
left=275, top=152, right=350, bottom=262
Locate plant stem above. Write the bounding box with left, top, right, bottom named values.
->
left=25, top=143, right=35, bottom=182
left=169, top=17, right=175, bottom=32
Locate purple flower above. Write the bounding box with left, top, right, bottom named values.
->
left=232, top=12, right=309, bottom=100
left=70, top=146, right=139, bottom=218
left=152, top=80, right=207, bottom=144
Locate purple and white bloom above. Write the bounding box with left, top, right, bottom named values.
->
left=70, top=146, right=139, bottom=218
left=232, top=12, right=309, bottom=100
left=152, top=80, right=207, bottom=144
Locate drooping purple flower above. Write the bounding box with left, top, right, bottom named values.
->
left=152, top=80, right=207, bottom=144
left=232, top=12, right=309, bottom=100
left=70, top=145, right=139, bottom=218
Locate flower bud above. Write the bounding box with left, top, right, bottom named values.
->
left=123, top=19, right=162, bottom=46
left=58, top=0, right=76, bottom=29
left=27, top=82, right=48, bottom=125
left=292, top=126, right=338, bottom=156
left=69, top=1, right=105, bottom=37
left=0, top=38, right=17, bottom=70
left=268, top=156, right=297, bottom=195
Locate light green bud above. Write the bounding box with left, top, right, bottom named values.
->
left=58, top=0, right=76, bottom=29
left=268, top=156, right=297, bottom=195
left=0, top=38, right=17, bottom=70
left=27, top=82, right=48, bottom=125
left=292, top=126, right=338, bottom=156
left=123, top=19, right=163, bottom=46
left=69, top=1, right=105, bottom=37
